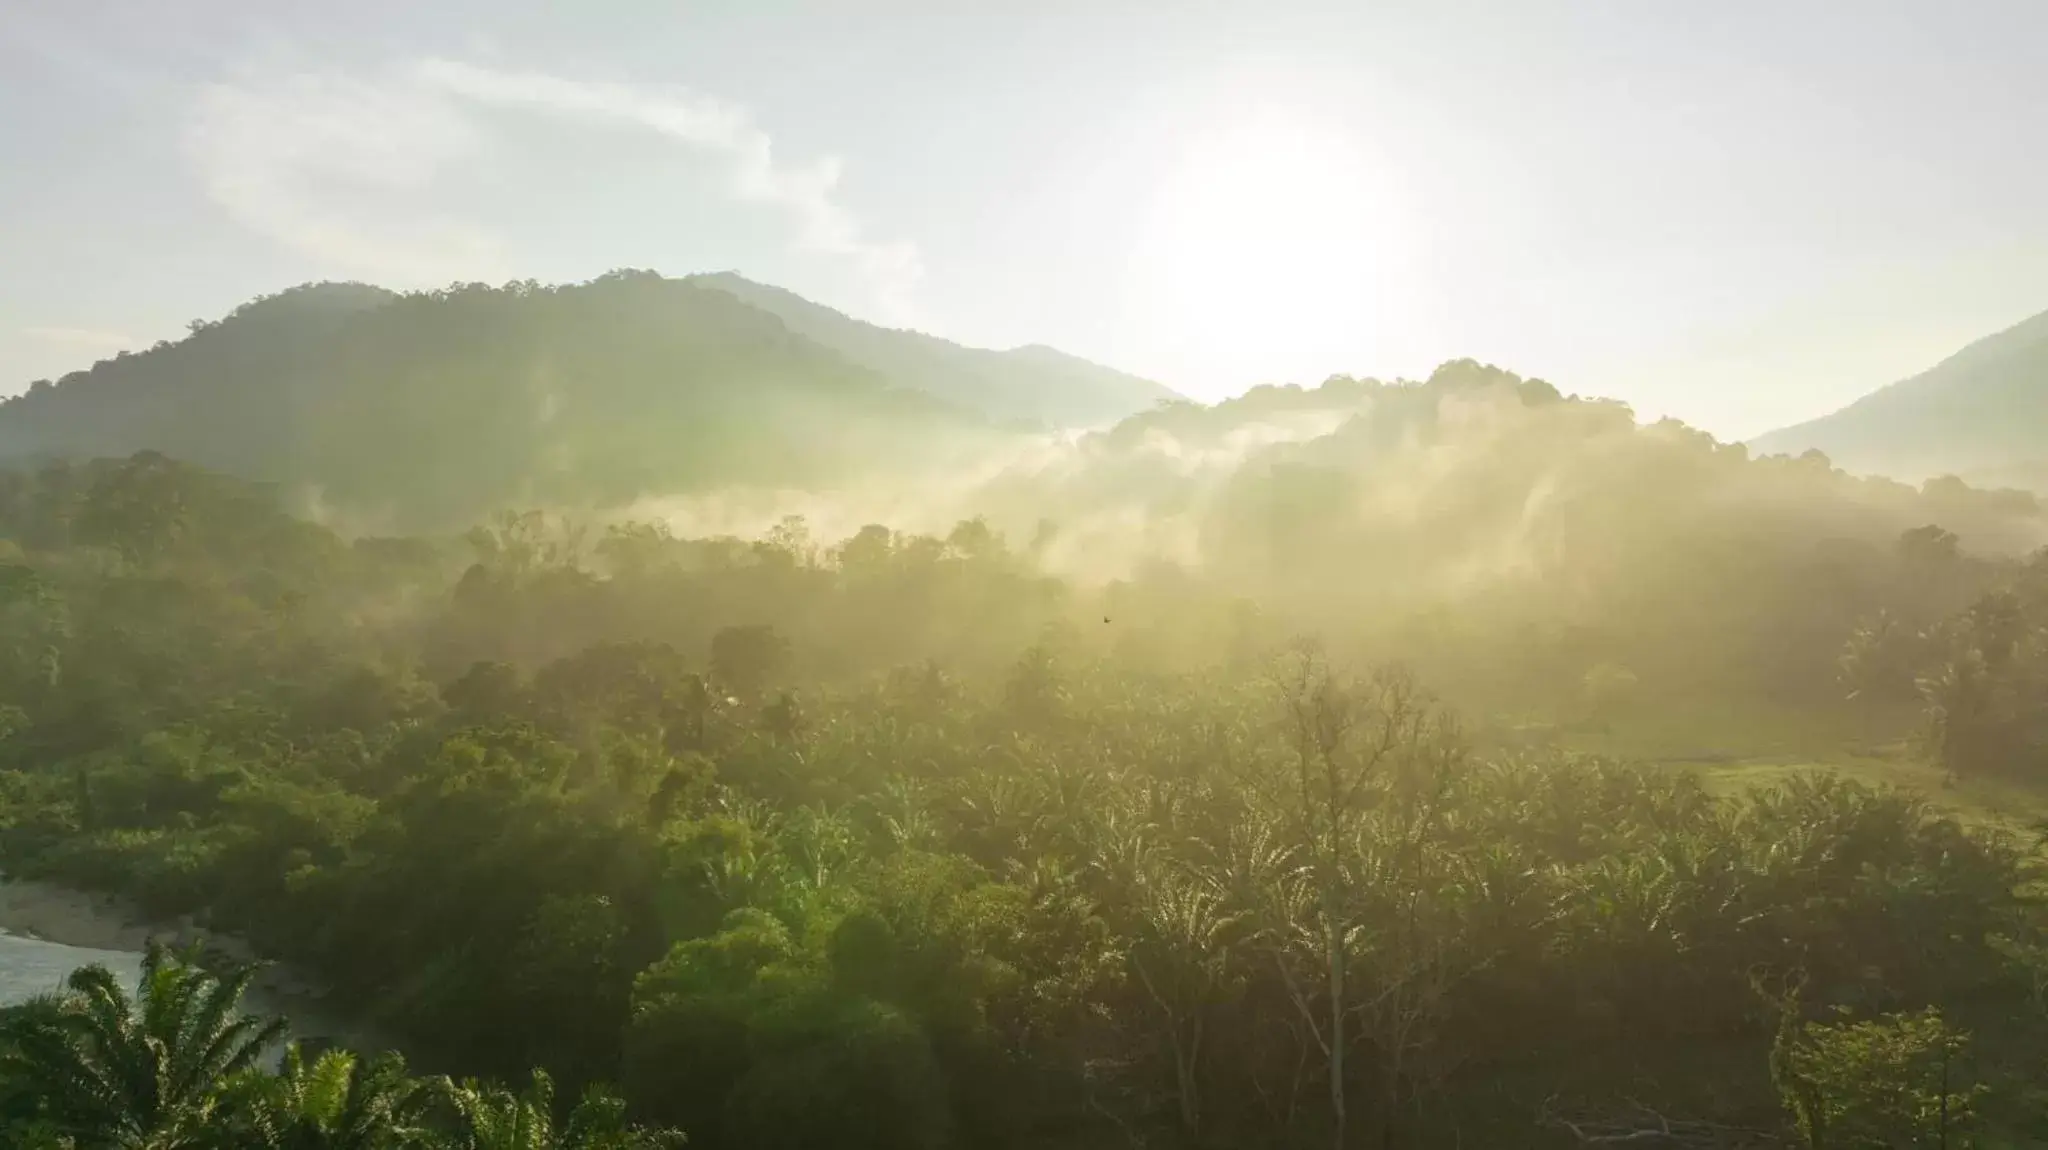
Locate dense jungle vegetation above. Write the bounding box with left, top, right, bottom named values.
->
left=4, top=352, right=2048, bottom=1147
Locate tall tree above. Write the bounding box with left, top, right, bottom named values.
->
left=439, top=1069, right=684, bottom=1150
left=0, top=941, right=287, bottom=1147
left=219, top=1045, right=432, bottom=1149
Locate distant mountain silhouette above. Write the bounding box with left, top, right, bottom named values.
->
left=689, top=271, right=1177, bottom=427
left=0, top=272, right=1018, bottom=528
left=1752, top=307, right=2048, bottom=488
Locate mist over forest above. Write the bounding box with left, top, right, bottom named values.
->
left=5, top=270, right=2048, bottom=1147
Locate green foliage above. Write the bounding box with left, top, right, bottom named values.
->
left=441, top=1069, right=683, bottom=1150
left=725, top=994, right=950, bottom=1150
left=1852, top=550, right=2048, bottom=778
left=1, top=427, right=2048, bottom=1147
left=710, top=625, right=790, bottom=699
left=1773, top=1000, right=1989, bottom=1148
left=0, top=941, right=287, bottom=1146
left=73, top=451, right=191, bottom=567
left=220, top=1045, right=433, bottom=1149
left=0, top=946, right=685, bottom=1148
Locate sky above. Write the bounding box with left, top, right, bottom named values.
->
left=3, top=0, right=2045, bottom=439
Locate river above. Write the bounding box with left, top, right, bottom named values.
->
left=0, top=880, right=384, bottom=1059
left=0, top=930, right=144, bottom=1005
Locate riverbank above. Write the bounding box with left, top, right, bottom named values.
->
left=0, top=875, right=388, bottom=1054
left=0, top=877, right=194, bottom=953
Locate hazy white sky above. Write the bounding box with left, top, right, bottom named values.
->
left=4, top=0, right=2045, bottom=437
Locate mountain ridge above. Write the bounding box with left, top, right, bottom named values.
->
left=0, top=272, right=1036, bottom=528
left=686, top=271, right=1177, bottom=427
left=1752, top=305, right=2048, bottom=486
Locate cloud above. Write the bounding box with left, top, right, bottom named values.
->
left=187, top=64, right=510, bottom=285
left=185, top=57, right=923, bottom=319
left=0, top=5, right=150, bottom=99
left=414, top=59, right=924, bottom=322
left=21, top=326, right=137, bottom=351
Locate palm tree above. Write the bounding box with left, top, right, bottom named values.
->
left=221, top=1044, right=432, bottom=1148
left=439, top=1069, right=684, bottom=1150
left=0, top=992, right=82, bottom=1146
left=0, top=939, right=287, bottom=1148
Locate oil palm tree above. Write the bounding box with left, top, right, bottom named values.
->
left=439, top=1068, right=684, bottom=1149
left=0, top=939, right=288, bottom=1148
left=221, top=1044, right=433, bottom=1148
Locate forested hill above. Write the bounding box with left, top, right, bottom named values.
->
left=689, top=271, right=1178, bottom=426
left=1752, top=305, right=2048, bottom=488
left=0, top=272, right=1067, bottom=529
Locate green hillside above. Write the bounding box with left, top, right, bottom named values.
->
left=1753, top=306, right=2048, bottom=486
left=0, top=273, right=993, bottom=528
left=690, top=271, right=1178, bottom=427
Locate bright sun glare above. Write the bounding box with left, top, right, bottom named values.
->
left=1129, top=107, right=1409, bottom=396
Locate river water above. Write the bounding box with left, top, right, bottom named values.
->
left=0, top=879, right=384, bottom=1059
left=0, top=930, right=143, bottom=1006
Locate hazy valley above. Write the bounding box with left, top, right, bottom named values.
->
left=2, top=269, right=2048, bottom=1145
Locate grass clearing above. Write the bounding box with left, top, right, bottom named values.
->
left=1516, top=700, right=2048, bottom=834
